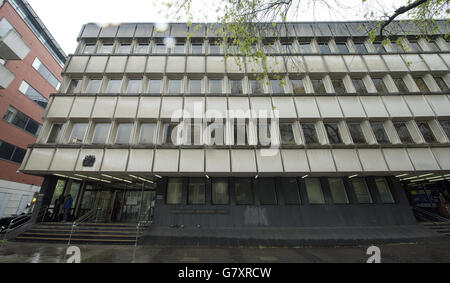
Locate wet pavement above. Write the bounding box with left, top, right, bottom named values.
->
left=0, top=239, right=449, bottom=263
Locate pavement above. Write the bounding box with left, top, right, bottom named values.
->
left=1, top=238, right=449, bottom=263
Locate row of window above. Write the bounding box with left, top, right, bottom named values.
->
left=80, top=37, right=448, bottom=55
left=66, top=74, right=449, bottom=95
left=165, top=177, right=395, bottom=205
left=45, top=119, right=450, bottom=146
left=32, top=57, right=61, bottom=90
left=3, top=106, right=42, bottom=136
left=0, top=140, right=26, bottom=164
left=18, top=81, right=48, bottom=109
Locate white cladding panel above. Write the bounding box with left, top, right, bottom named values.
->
left=50, top=149, right=79, bottom=171
left=24, top=148, right=54, bottom=171
left=357, top=149, right=389, bottom=172
left=137, top=97, right=161, bottom=119
left=332, top=149, right=362, bottom=172
left=153, top=149, right=180, bottom=172
left=407, top=148, right=440, bottom=171
left=101, top=149, right=129, bottom=171
left=294, top=97, right=320, bottom=118
left=127, top=149, right=154, bottom=172
left=69, top=97, right=95, bottom=118
left=382, top=148, right=415, bottom=171
left=281, top=150, right=310, bottom=172
left=255, top=149, right=283, bottom=173
left=179, top=150, right=204, bottom=172
left=431, top=148, right=450, bottom=170
left=75, top=149, right=104, bottom=171
left=91, top=97, right=117, bottom=118
left=231, top=150, right=257, bottom=173
left=47, top=96, right=73, bottom=118
left=307, top=149, right=336, bottom=172
left=206, top=149, right=230, bottom=173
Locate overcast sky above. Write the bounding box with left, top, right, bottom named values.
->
left=25, top=0, right=406, bottom=55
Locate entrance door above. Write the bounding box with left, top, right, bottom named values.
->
left=96, top=191, right=114, bottom=222
left=119, top=190, right=155, bottom=223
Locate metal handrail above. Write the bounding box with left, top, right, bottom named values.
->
left=2, top=205, right=48, bottom=241
left=135, top=207, right=152, bottom=247
left=67, top=208, right=100, bottom=245
left=413, top=206, right=450, bottom=223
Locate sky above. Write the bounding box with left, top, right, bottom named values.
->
left=25, top=0, right=406, bottom=55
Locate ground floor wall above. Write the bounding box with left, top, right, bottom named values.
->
left=0, top=179, right=40, bottom=217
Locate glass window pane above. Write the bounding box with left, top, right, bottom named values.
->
left=209, top=44, right=221, bottom=54
left=47, top=124, right=64, bottom=143
left=375, top=177, right=394, bottom=203
left=336, top=43, right=349, bottom=53
left=393, top=77, right=409, bottom=93
left=11, top=147, right=25, bottom=163
left=172, top=44, right=185, bottom=54
left=69, top=123, right=88, bottom=144
left=135, top=44, right=149, bottom=54
left=354, top=42, right=367, bottom=53
left=166, top=178, right=183, bottom=204
left=265, top=43, right=278, bottom=54
left=328, top=178, right=349, bottom=204
left=0, top=141, right=15, bottom=161
left=372, top=78, right=388, bottom=94
left=188, top=178, right=205, bottom=204
left=209, top=79, right=222, bottom=93
left=19, top=81, right=48, bottom=108
left=208, top=121, right=224, bottom=145
left=83, top=44, right=96, bottom=54
left=305, top=178, right=325, bottom=204
left=191, top=44, right=202, bottom=54
left=117, top=44, right=131, bottom=54
left=154, top=44, right=166, bottom=54
left=168, top=79, right=182, bottom=94
left=299, top=43, right=312, bottom=54
left=439, top=121, right=450, bottom=140
left=147, top=79, right=161, bottom=93
left=92, top=123, right=110, bottom=144
left=352, top=79, right=367, bottom=94
left=281, top=178, right=300, bottom=204
left=188, top=123, right=202, bottom=145
left=434, top=77, right=449, bottom=91
left=292, top=79, right=306, bottom=94
left=413, top=77, right=429, bottom=92
left=126, top=79, right=142, bottom=93
left=234, top=121, right=247, bottom=145
left=162, top=123, right=178, bottom=145
left=67, top=79, right=81, bottom=93
left=270, top=80, right=285, bottom=94
left=257, top=178, right=277, bottom=205
left=394, top=122, right=413, bottom=143
left=86, top=79, right=102, bottom=93
left=25, top=119, right=40, bottom=135
left=331, top=79, right=346, bottom=94
left=234, top=178, right=253, bottom=204
left=212, top=179, right=229, bottom=205
left=311, top=79, right=326, bottom=93
left=139, top=123, right=156, bottom=144
left=318, top=43, right=331, bottom=54
left=67, top=182, right=81, bottom=208
left=351, top=178, right=372, bottom=204
left=348, top=123, right=366, bottom=144
left=373, top=42, right=386, bottom=53
left=417, top=122, right=436, bottom=143
left=106, top=79, right=122, bottom=93
left=371, top=122, right=390, bottom=144
left=280, top=123, right=295, bottom=145
left=408, top=42, right=421, bottom=52
left=301, top=124, right=318, bottom=144
left=229, top=79, right=243, bottom=94
left=115, top=123, right=133, bottom=144
left=325, top=123, right=342, bottom=144
left=11, top=111, right=28, bottom=129
left=282, top=43, right=293, bottom=53
left=250, top=79, right=264, bottom=95
left=99, top=44, right=114, bottom=54
left=50, top=179, right=66, bottom=206
left=189, top=79, right=202, bottom=94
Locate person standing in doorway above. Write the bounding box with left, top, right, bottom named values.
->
left=52, top=195, right=64, bottom=222
left=63, top=194, right=73, bottom=222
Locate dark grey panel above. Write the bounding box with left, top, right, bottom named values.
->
left=117, top=23, right=137, bottom=38
left=189, top=23, right=206, bottom=38
left=171, top=23, right=189, bottom=37
left=81, top=23, right=101, bottom=38
left=135, top=23, right=154, bottom=38
left=328, top=23, right=351, bottom=37
left=99, top=24, right=119, bottom=38
left=383, top=21, right=403, bottom=36
left=313, top=23, right=333, bottom=37
left=294, top=23, right=314, bottom=37
left=345, top=22, right=369, bottom=37
left=206, top=23, right=223, bottom=38
left=153, top=24, right=171, bottom=38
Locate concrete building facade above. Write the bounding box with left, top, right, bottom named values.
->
left=19, top=21, right=450, bottom=233
left=0, top=0, right=66, bottom=218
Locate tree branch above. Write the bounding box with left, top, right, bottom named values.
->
left=380, top=0, right=428, bottom=37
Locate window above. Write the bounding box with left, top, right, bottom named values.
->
left=348, top=123, right=366, bottom=144
left=85, top=79, right=102, bottom=93
left=171, top=44, right=185, bottom=54
left=229, top=79, right=243, bottom=94
left=154, top=44, right=166, bottom=54
left=324, top=123, right=342, bottom=144
left=209, top=44, right=221, bottom=54
left=393, top=77, right=409, bottom=93
left=166, top=178, right=183, bottom=204
left=434, top=77, right=449, bottom=91
left=371, top=122, right=390, bottom=144
left=115, top=123, right=133, bottom=144
left=99, top=44, right=114, bottom=54
left=67, top=79, right=81, bottom=93
left=408, top=41, right=421, bottom=52
left=188, top=178, right=205, bottom=204
left=305, top=178, right=325, bottom=204
left=301, top=123, right=318, bottom=144
left=18, top=81, right=48, bottom=108
left=311, top=79, right=326, bottom=93
left=83, top=44, right=96, bottom=54
left=299, top=42, right=313, bottom=53
left=264, top=43, right=278, bottom=54
left=126, top=79, right=142, bottom=93
left=428, top=41, right=440, bottom=51
left=0, top=17, right=13, bottom=37
left=207, top=120, right=224, bottom=145
left=417, top=122, right=436, bottom=143
left=318, top=42, right=331, bottom=54
left=394, top=122, right=413, bottom=143
left=352, top=79, right=367, bottom=94
left=439, top=121, right=450, bottom=139
left=280, top=178, right=300, bottom=204
left=0, top=140, right=26, bottom=164
left=69, top=123, right=88, bottom=144
left=234, top=178, right=253, bottom=204
left=105, top=79, right=122, bottom=93
left=32, top=58, right=60, bottom=89
left=3, top=106, right=42, bottom=136
left=139, top=123, right=156, bottom=144
left=117, top=43, right=131, bottom=54
left=372, top=78, right=389, bottom=94
left=91, top=123, right=110, bottom=144
left=372, top=42, right=386, bottom=53
left=168, top=79, right=182, bottom=94
left=257, top=178, right=277, bottom=205
left=413, top=77, right=429, bottom=92
left=257, top=122, right=271, bottom=146
left=328, top=178, right=349, bottom=204
left=135, top=44, right=149, bottom=54
left=291, top=79, right=306, bottom=94
left=188, top=122, right=202, bottom=145
left=209, top=79, right=222, bottom=93
left=336, top=42, right=349, bottom=53
left=47, top=123, right=65, bottom=143
left=249, top=79, right=264, bottom=95
left=212, top=179, right=229, bottom=204
left=270, top=80, right=285, bottom=94
left=162, top=123, right=179, bottom=145
left=374, top=177, right=394, bottom=203
left=189, top=79, right=202, bottom=94
left=331, top=79, right=346, bottom=94
left=191, top=43, right=203, bottom=54
left=354, top=42, right=367, bottom=53
left=234, top=120, right=248, bottom=145
left=351, top=178, right=372, bottom=204
left=281, top=43, right=294, bottom=53
left=280, top=123, right=296, bottom=145
left=147, top=79, right=161, bottom=93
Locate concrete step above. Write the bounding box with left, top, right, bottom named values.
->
left=15, top=236, right=136, bottom=244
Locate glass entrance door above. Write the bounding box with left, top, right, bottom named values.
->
left=96, top=190, right=114, bottom=222
left=119, top=190, right=155, bottom=222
